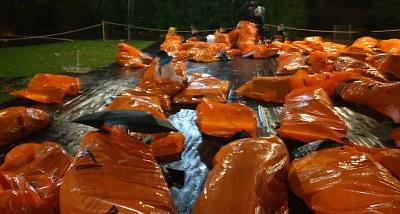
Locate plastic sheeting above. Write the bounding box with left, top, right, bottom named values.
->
left=289, top=146, right=400, bottom=214
left=195, top=137, right=289, bottom=214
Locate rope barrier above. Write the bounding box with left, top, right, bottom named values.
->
left=0, top=24, right=101, bottom=42
left=1, top=20, right=399, bottom=43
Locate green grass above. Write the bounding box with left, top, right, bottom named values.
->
left=0, top=40, right=154, bottom=103
left=0, top=40, right=154, bottom=77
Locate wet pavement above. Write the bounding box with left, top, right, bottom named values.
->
left=0, top=44, right=396, bottom=213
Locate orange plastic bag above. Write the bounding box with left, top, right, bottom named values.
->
left=117, top=43, right=152, bottom=68
left=377, top=54, right=400, bottom=80
left=60, top=126, right=177, bottom=213
left=195, top=137, right=289, bottom=214
left=334, top=56, right=388, bottom=81
left=340, top=80, right=400, bottom=123
left=0, top=142, right=72, bottom=213
left=292, top=40, right=323, bottom=53
left=151, top=132, right=185, bottom=163
left=378, top=39, right=400, bottom=54
left=0, top=107, right=50, bottom=146
left=28, top=73, right=80, bottom=96
left=196, top=99, right=257, bottom=138
left=289, top=146, right=400, bottom=214
left=392, top=128, right=400, bottom=148
left=278, top=87, right=347, bottom=143
left=187, top=47, right=217, bottom=63
left=106, top=95, right=167, bottom=120
left=352, top=145, right=400, bottom=179
left=277, top=52, right=310, bottom=75
left=124, top=86, right=171, bottom=110
left=236, top=70, right=363, bottom=103
left=307, top=51, right=334, bottom=73
left=174, top=73, right=229, bottom=104
left=340, top=36, right=378, bottom=60
left=160, top=32, right=183, bottom=55
left=11, top=73, right=80, bottom=103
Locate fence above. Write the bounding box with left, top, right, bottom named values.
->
left=1, top=21, right=400, bottom=45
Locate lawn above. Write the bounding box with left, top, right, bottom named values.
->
left=0, top=40, right=154, bottom=77
left=0, top=40, right=154, bottom=103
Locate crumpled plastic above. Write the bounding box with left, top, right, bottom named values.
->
left=292, top=40, right=323, bottom=53
left=340, top=36, right=378, bottom=60
left=307, top=51, right=334, bottom=73
left=196, top=99, right=257, bottom=138
left=339, top=80, right=400, bottom=123
left=0, top=107, right=50, bottom=146
left=236, top=70, right=363, bottom=103
left=378, top=39, right=400, bottom=54
left=0, top=142, right=72, bottom=213
left=11, top=73, right=80, bottom=103
left=376, top=54, right=400, bottom=80
left=174, top=73, right=229, bottom=105
left=117, top=42, right=153, bottom=68
left=187, top=47, right=217, bottom=63
left=160, top=32, right=183, bottom=55
left=392, top=128, right=400, bottom=148
left=352, top=145, right=400, bottom=180
left=334, top=56, right=388, bottom=81
left=278, top=87, right=347, bottom=143
left=106, top=95, right=167, bottom=120
left=195, top=137, right=289, bottom=214
left=123, top=86, right=172, bottom=110
left=277, top=52, right=310, bottom=75
left=60, top=125, right=177, bottom=213
left=288, top=146, right=400, bottom=214
left=151, top=132, right=185, bottom=163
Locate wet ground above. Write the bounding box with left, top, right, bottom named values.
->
left=0, top=44, right=396, bottom=213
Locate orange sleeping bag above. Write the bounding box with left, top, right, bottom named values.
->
left=289, top=146, right=400, bottom=213
left=339, top=80, right=400, bottom=123
left=160, top=32, right=183, bottom=55
left=195, top=137, right=289, bottom=214
left=0, top=107, right=50, bottom=146
left=278, top=87, right=347, bottom=143
left=376, top=54, right=400, bottom=80
left=334, top=56, right=387, bottom=81
left=378, top=39, right=400, bottom=54
left=106, top=95, right=167, bottom=120
left=117, top=42, right=152, bottom=68
left=60, top=125, right=177, bottom=213
left=236, top=70, right=363, bottom=103
left=174, top=73, right=229, bottom=104
left=124, top=86, right=172, bottom=110
left=11, top=73, right=80, bottom=103
left=0, top=142, right=72, bottom=213
left=196, top=99, right=257, bottom=138
left=307, top=51, right=334, bottom=73
left=340, top=36, right=378, bottom=60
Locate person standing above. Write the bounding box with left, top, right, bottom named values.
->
left=238, top=0, right=258, bottom=22
left=254, top=6, right=265, bottom=42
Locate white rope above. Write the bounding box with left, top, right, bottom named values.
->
left=265, top=24, right=400, bottom=34
left=0, top=24, right=101, bottom=42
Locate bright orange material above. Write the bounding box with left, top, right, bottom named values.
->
left=277, top=52, right=310, bottom=75
left=187, top=47, right=217, bottom=63
left=0, top=107, right=50, bottom=146
left=151, top=132, right=185, bottom=163
left=334, top=56, right=387, bottom=81
left=307, top=51, right=334, bottom=73
left=11, top=73, right=80, bottom=103
left=352, top=145, right=400, bottom=179
left=124, top=86, right=171, bottom=110
left=392, top=128, right=400, bottom=148
left=340, top=36, right=378, bottom=60
left=278, top=87, right=347, bottom=143
left=214, top=31, right=230, bottom=45
left=377, top=54, right=400, bottom=80
left=292, top=40, right=323, bottom=53
left=236, top=70, right=363, bottom=103
left=195, top=137, right=289, bottom=214
left=174, top=73, right=229, bottom=104
left=28, top=73, right=80, bottom=96
left=106, top=95, right=167, bottom=120
left=378, top=39, right=400, bottom=54
left=160, top=32, right=183, bottom=55
left=340, top=80, right=400, bottom=123
left=0, top=142, right=72, bottom=213
left=196, top=99, right=257, bottom=138
left=60, top=126, right=177, bottom=213
left=288, top=146, right=400, bottom=214
left=11, top=86, right=67, bottom=104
